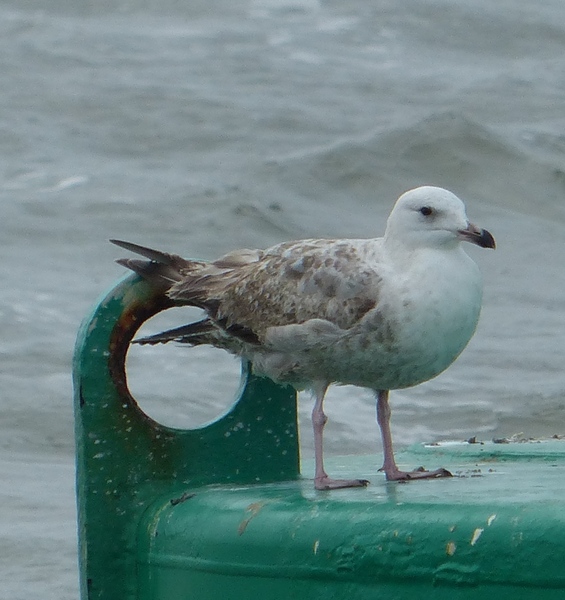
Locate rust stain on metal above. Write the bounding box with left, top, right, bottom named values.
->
left=107, top=282, right=174, bottom=437
left=108, top=287, right=173, bottom=406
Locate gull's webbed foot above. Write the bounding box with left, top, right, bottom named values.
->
left=382, top=466, right=452, bottom=481
left=314, top=476, right=370, bottom=490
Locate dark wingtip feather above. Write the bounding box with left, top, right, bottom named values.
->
left=133, top=335, right=174, bottom=346
left=133, top=319, right=215, bottom=345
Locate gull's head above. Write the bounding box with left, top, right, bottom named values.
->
left=384, top=186, right=495, bottom=251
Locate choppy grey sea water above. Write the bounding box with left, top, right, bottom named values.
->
left=2, top=0, right=565, bottom=597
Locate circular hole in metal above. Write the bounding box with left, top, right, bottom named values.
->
left=126, top=306, right=242, bottom=429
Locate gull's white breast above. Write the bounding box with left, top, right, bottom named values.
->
left=324, top=246, right=483, bottom=390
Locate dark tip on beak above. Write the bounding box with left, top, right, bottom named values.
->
left=458, top=224, right=496, bottom=249
left=476, top=228, right=496, bottom=249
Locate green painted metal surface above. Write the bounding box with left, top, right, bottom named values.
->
left=137, top=448, right=565, bottom=600
left=75, top=275, right=565, bottom=600
left=73, top=275, right=299, bottom=600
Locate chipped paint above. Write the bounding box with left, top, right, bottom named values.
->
left=170, top=492, right=196, bottom=506
left=238, top=502, right=265, bottom=535
left=470, top=528, right=484, bottom=546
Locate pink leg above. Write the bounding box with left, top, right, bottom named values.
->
left=312, top=384, right=369, bottom=490
left=376, top=390, right=451, bottom=481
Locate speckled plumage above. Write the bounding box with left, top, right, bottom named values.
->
left=113, top=185, right=495, bottom=486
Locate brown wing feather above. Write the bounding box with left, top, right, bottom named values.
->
left=113, top=239, right=381, bottom=345
left=168, top=239, right=380, bottom=340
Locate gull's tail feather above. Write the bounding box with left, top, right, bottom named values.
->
left=111, top=239, right=206, bottom=295
left=111, top=239, right=183, bottom=265
left=112, top=239, right=259, bottom=350
left=112, top=239, right=228, bottom=347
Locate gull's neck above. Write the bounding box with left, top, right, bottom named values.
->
left=382, top=234, right=467, bottom=270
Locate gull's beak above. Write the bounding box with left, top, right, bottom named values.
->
left=458, top=222, right=496, bottom=249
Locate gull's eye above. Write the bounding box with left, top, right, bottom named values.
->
left=419, top=206, right=433, bottom=216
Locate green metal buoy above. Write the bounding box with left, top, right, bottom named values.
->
left=74, top=275, right=565, bottom=600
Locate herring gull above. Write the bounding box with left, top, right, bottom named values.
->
left=112, top=186, right=495, bottom=489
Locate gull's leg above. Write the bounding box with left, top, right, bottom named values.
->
left=376, top=390, right=452, bottom=481
left=312, top=383, right=369, bottom=490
